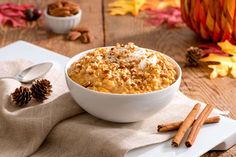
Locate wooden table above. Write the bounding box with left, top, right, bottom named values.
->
left=0, top=0, right=235, bottom=156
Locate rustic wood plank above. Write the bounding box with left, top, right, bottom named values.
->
left=0, top=0, right=104, bottom=57
left=104, top=0, right=236, bottom=156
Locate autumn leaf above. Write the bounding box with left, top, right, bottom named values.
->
left=141, top=0, right=180, bottom=11
left=200, top=54, right=236, bottom=79
left=198, top=44, right=228, bottom=56
left=200, top=40, right=236, bottom=79
left=208, top=64, right=229, bottom=79
left=108, top=0, right=180, bottom=16
left=200, top=54, right=235, bottom=67
left=108, top=0, right=146, bottom=16
left=145, top=7, right=183, bottom=28
left=217, top=40, right=236, bottom=55
left=0, top=3, right=33, bottom=27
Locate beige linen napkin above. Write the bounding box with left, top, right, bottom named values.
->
left=0, top=60, right=216, bottom=157
left=0, top=60, right=83, bottom=157
left=32, top=92, right=196, bottom=157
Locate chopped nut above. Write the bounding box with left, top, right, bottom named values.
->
left=80, top=32, right=93, bottom=44
left=67, top=31, right=81, bottom=41
left=83, top=81, right=91, bottom=88
left=130, top=68, right=137, bottom=73
left=47, top=0, right=80, bottom=17
left=67, top=28, right=93, bottom=44
left=103, top=69, right=109, bottom=74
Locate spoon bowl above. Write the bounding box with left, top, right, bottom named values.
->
left=0, top=62, right=53, bottom=83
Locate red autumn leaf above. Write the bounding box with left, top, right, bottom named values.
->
left=199, top=44, right=228, bottom=56
left=1, top=8, right=25, bottom=17
left=145, top=7, right=184, bottom=28
left=0, top=13, right=4, bottom=23
left=0, top=3, right=33, bottom=27
left=0, top=3, right=32, bottom=11
left=8, top=17, right=27, bottom=27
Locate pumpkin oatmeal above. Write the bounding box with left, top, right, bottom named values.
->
left=68, top=43, right=177, bottom=94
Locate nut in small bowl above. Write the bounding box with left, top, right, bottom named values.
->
left=65, top=43, right=182, bottom=123
left=44, top=0, right=82, bottom=34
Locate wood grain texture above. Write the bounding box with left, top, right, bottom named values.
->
left=103, top=0, right=236, bottom=156
left=0, top=0, right=236, bottom=156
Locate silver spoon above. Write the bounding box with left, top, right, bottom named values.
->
left=0, top=62, right=53, bottom=83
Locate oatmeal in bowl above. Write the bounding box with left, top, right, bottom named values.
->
left=65, top=43, right=182, bottom=122
left=68, top=43, right=177, bottom=94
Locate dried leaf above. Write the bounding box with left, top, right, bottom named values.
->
left=141, top=0, right=180, bottom=11
left=217, top=40, right=236, bottom=55
left=145, top=7, right=183, bottom=28
left=200, top=54, right=235, bottom=67
left=199, top=40, right=236, bottom=78
left=200, top=53, right=236, bottom=78
left=208, top=64, right=229, bottom=79
left=108, top=0, right=180, bottom=16
left=198, top=44, right=228, bottom=56
left=108, top=0, right=146, bottom=16
left=0, top=3, right=33, bottom=27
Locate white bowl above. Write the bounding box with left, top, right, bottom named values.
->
left=44, top=9, right=82, bottom=34
left=65, top=47, right=182, bottom=123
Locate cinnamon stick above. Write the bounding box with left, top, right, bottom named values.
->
left=171, top=103, right=201, bottom=147
left=158, top=116, right=220, bottom=132
left=185, top=104, right=214, bottom=147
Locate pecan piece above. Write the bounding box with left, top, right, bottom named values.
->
left=80, top=32, right=93, bottom=44
left=67, top=31, right=81, bottom=41
left=47, top=0, right=80, bottom=17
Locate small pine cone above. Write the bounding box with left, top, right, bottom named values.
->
left=185, top=47, right=203, bottom=67
left=11, top=86, right=32, bottom=107
left=30, top=79, right=52, bottom=101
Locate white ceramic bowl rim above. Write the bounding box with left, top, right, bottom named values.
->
left=44, top=8, right=82, bottom=20
left=65, top=46, right=182, bottom=96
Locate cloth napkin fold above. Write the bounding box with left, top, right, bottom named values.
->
left=0, top=60, right=217, bottom=157
left=0, top=60, right=83, bottom=157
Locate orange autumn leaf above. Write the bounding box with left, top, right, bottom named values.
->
left=200, top=40, right=236, bottom=79
left=108, top=0, right=146, bottom=16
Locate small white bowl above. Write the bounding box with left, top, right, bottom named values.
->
left=65, top=47, right=182, bottom=123
left=44, top=9, right=82, bottom=34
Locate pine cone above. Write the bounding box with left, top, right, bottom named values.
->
left=11, top=86, right=32, bottom=107
left=185, top=47, right=203, bottom=67
left=30, top=79, right=52, bottom=101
